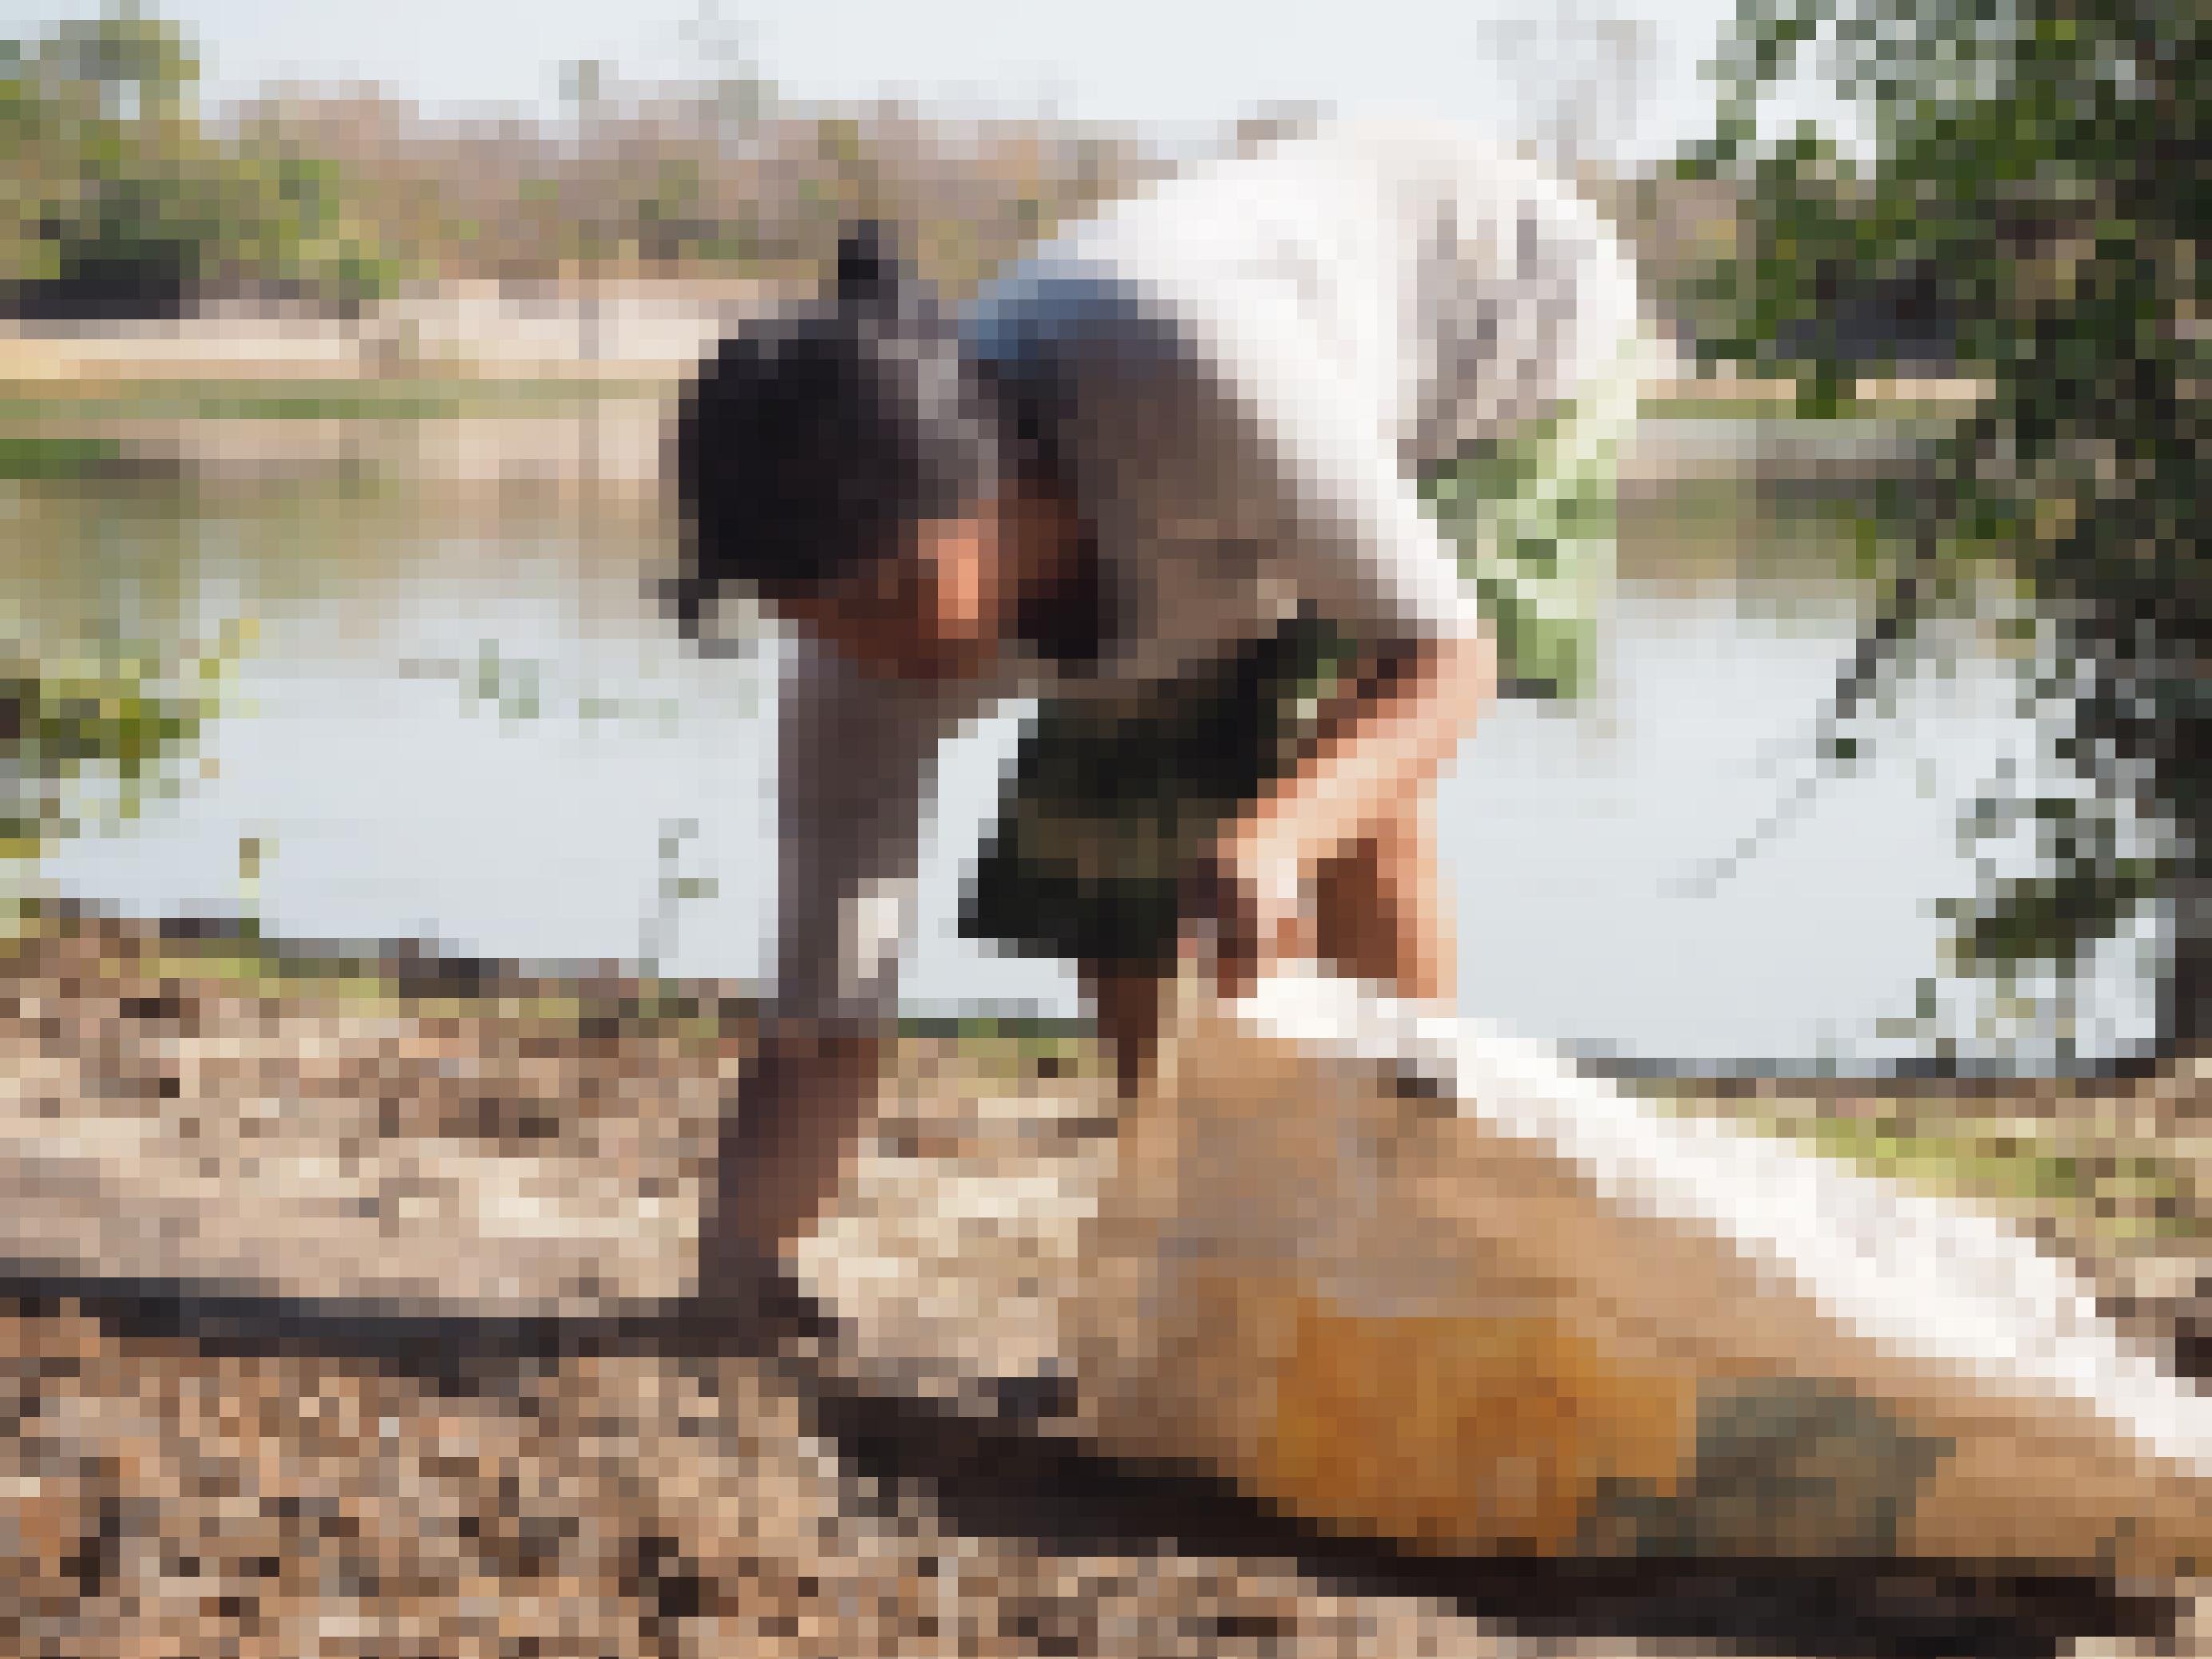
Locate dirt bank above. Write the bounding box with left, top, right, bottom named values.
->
left=0, top=905, right=2202, bottom=1657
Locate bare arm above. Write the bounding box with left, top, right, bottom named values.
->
left=714, top=1016, right=889, bottom=1268
left=708, top=635, right=960, bottom=1273
left=1245, top=628, right=1495, bottom=861
left=1199, top=626, right=1496, bottom=996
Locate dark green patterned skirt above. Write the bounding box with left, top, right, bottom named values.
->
left=959, top=610, right=1362, bottom=976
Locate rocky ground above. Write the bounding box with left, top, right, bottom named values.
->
left=0, top=905, right=2204, bottom=1658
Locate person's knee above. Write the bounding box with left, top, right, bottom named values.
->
left=1315, top=802, right=1450, bottom=996
left=1366, top=798, right=1441, bottom=908
left=1082, top=964, right=1169, bottom=1092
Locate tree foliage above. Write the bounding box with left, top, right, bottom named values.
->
left=1680, top=0, right=2204, bottom=1059
left=3, top=6, right=1162, bottom=301
left=1, top=5, right=396, bottom=312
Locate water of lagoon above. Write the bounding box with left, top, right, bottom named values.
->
left=5, top=472, right=2163, bottom=1075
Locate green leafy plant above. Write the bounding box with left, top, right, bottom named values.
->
left=638, top=815, right=717, bottom=980
left=2, top=620, right=244, bottom=869
left=1678, top=0, right=2202, bottom=1060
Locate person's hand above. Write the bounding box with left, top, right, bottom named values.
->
left=1183, top=826, right=1313, bottom=1000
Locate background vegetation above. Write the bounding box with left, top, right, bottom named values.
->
left=2, top=0, right=2200, bottom=1063
left=1678, top=0, right=2204, bottom=1063
left=0, top=5, right=1161, bottom=311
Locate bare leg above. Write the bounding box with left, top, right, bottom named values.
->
left=1311, top=786, right=1456, bottom=1004
left=1080, top=962, right=1169, bottom=1099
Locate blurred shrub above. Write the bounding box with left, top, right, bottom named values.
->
left=1, top=6, right=395, bottom=317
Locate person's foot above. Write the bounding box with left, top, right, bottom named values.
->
left=985, top=1363, right=1080, bottom=1427
left=684, top=1244, right=841, bottom=1356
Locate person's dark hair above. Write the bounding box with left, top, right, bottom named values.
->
left=671, top=223, right=1007, bottom=636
